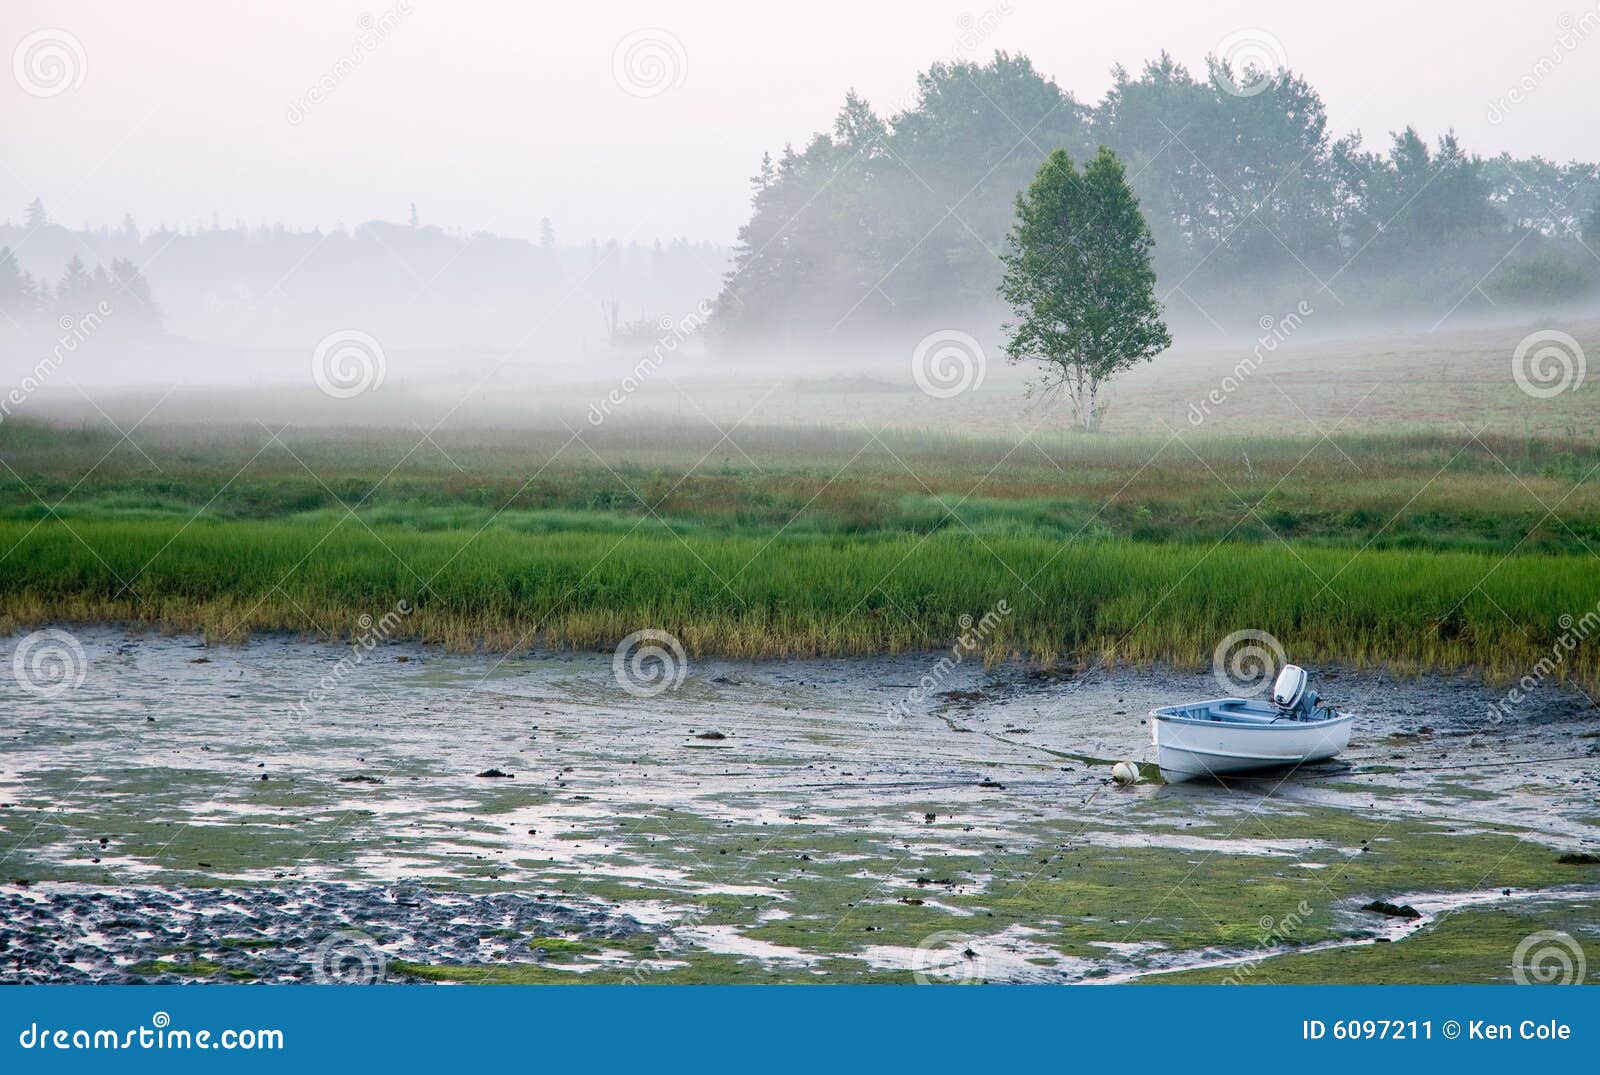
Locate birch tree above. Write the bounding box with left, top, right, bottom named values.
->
left=998, top=147, right=1170, bottom=429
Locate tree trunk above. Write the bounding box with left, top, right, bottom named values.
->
left=1066, top=363, right=1096, bottom=430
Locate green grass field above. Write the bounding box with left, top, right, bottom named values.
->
left=2, top=419, right=1597, bottom=550
left=1, top=418, right=1596, bottom=688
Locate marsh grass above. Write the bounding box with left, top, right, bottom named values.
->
left=2, top=420, right=1595, bottom=684
left=2, top=517, right=1595, bottom=688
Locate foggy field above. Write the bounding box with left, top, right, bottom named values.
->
left=8, top=317, right=1600, bottom=440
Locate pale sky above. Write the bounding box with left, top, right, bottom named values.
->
left=3, top=0, right=1595, bottom=243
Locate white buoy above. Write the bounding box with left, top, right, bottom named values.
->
left=1111, top=761, right=1140, bottom=785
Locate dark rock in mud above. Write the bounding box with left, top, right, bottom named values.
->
left=1361, top=900, right=1421, bottom=919
left=0, top=882, right=646, bottom=984
left=692, top=731, right=727, bottom=740
left=475, top=768, right=514, bottom=778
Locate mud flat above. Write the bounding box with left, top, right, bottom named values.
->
left=2, top=629, right=1597, bottom=983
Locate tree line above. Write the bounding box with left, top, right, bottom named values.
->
left=1, top=200, right=161, bottom=334
left=0, top=199, right=726, bottom=348
left=713, top=52, right=1600, bottom=340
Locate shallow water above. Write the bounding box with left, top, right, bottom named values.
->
left=2, top=628, right=1597, bottom=983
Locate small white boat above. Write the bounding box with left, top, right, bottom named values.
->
left=1150, top=665, right=1353, bottom=783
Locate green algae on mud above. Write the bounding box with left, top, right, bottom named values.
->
left=574, top=805, right=1600, bottom=972
left=389, top=953, right=914, bottom=985
left=128, top=958, right=258, bottom=980
left=15, top=772, right=1594, bottom=982
left=364, top=814, right=1600, bottom=984
left=5, top=631, right=1596, bottom=984
left=1148, top=898, right=1600, bottom=985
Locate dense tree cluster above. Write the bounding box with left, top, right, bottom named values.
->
left=1, top=200, right=161, bottom=334
left=714, top=52, right=1600, bottom=339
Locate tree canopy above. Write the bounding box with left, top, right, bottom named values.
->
left=713, top=51, right=1600, bottom=341
left=999, top=148, right=1170, bottom=429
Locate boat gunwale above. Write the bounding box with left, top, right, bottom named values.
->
left=1149, top=699, right=1355, bottom=731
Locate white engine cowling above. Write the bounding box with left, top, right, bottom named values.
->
left=1272, top=664, right=1308, bottom=710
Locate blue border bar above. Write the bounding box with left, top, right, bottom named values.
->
left=3, top=985, right=1592, bottom=1072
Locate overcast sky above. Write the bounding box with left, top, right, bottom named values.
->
left=4, top=0, right=1596, bottom=243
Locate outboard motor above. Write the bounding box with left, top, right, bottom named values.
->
left=1271, top=664, right=1321, bottom=720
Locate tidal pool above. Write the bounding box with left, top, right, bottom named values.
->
left=2, top=628, right=1596, bottom=983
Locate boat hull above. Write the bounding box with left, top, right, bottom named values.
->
left=1150, top=699, right=1353, bottom=783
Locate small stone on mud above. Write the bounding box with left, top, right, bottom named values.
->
left=475, top=768, right=514, bottom=779
left=923, top=812, right=936, bottom=823
left=693, top=731, right=727, bottom=740
left=977, top=780, right=1005, bottom=789
left=338, top=775, right=385, bottom=785
left=395, top=655, right=409, bottom=662
left=1361, top=900, right=1421, bottom=919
